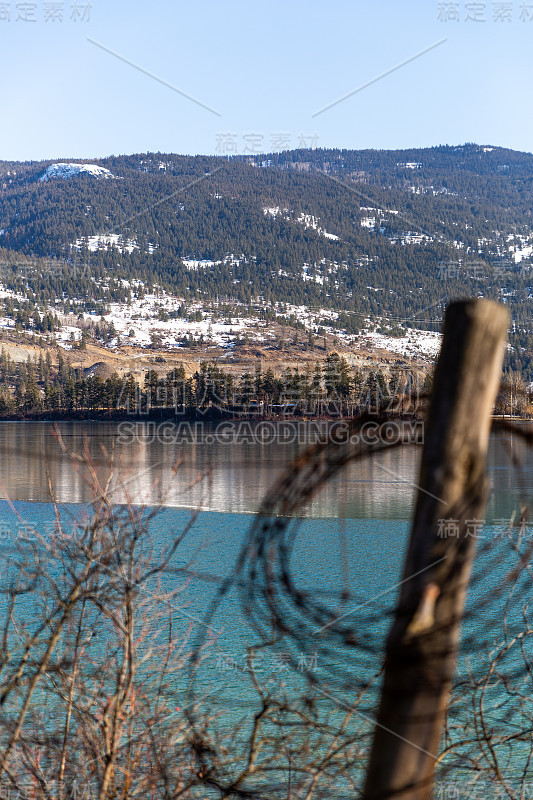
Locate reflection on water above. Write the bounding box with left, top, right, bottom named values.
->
left=0, top=421, right=530, bottom=521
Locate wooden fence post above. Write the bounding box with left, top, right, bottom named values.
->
left=362, top=299, right=509, bottom=800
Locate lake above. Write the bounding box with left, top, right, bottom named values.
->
left=0, top=420, right=531, bottom=795
left=0, top=419, right=528, bottom=520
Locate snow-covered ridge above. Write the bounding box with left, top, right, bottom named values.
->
left=40, top=163, right=116, bottom=182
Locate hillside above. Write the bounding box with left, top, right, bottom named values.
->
left=0, top=143, right=532, bottom=375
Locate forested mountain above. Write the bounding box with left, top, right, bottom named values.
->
left=0, top=143, right=532, bottom=373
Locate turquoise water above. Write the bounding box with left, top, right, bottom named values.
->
left=0, top=500, right=410, bottom=689
left=1, top=422, right=533, bottom=795
left=0, top=499, right=412, bottom=797
left=3, top=501, right=531, bottom=795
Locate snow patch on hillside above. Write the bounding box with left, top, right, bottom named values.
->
left=363, top=330, right=441, bottom=359
left=263, top=207, right=340, bottom=241
left=92, top=292, right=252, bottom=349
left=513, top=244, right=533, bottom=263
left=507, top=234, right=533, bottom=264
left=72, top=234, right=139, bottom=254
left=296, top=213, right=340, bottom=240
left=181, top=258, right=220, bottom=271
left=181, top=253, right=248, bottom=271
left=40, top=163, right=116, bottom=182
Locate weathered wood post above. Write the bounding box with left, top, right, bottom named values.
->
left=362, top=299, right=509, bottom=800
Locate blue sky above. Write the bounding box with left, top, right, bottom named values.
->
left=1, top=0, right=532, bottom=160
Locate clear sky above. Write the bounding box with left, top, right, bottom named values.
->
left=1, top=0, right=532, bottom=161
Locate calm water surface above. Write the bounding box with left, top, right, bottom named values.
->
left=0, top=420, right=529, bottom=520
